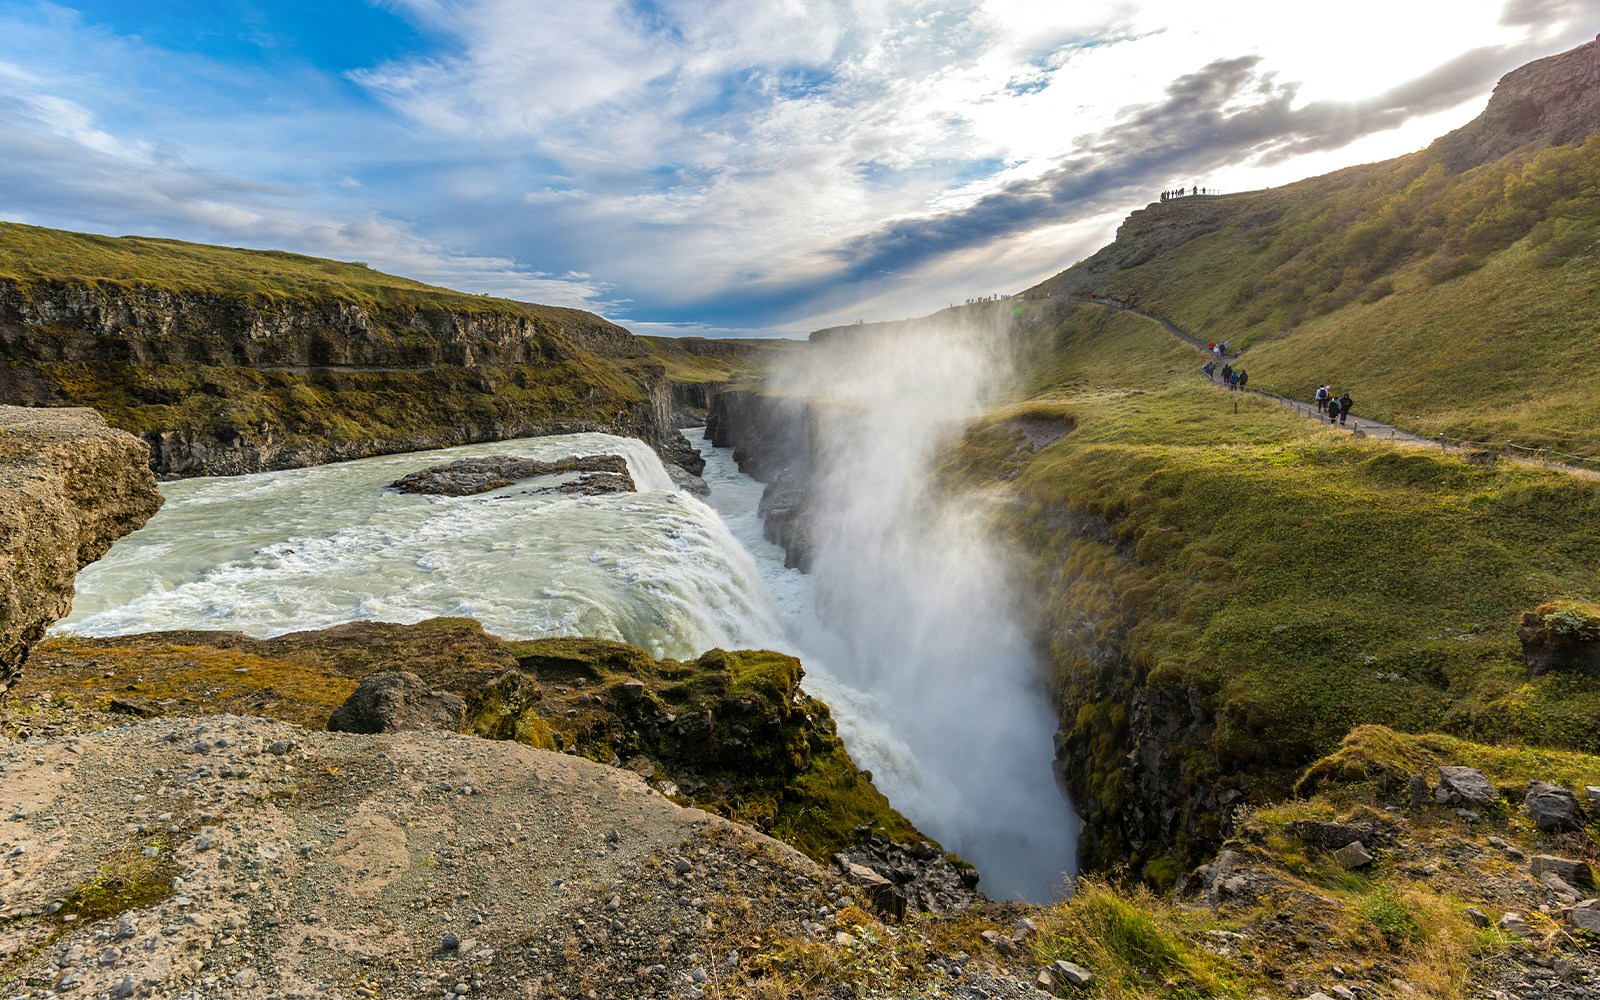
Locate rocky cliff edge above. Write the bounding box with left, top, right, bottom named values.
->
left=0, top=405, right=162, bottom=695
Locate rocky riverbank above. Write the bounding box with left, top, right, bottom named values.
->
left=1, top=712, right=1024, bottom=1000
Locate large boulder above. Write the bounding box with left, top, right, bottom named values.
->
left=1530, top=855, right=1594, bottom=890
left=328, top=671, right=466, bottom=734
left=1571, top=899, right=1600, bottom=934
left=1434, top=766, right=1497, bottom=806
left=1525, top=781, right=1585, bottom=832
left=0, top=405, right=163, bottom=697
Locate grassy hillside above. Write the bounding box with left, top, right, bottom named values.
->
left=1, top=221, right=535, bottom=314
left=1033, top=135, right=1600, bottom=454
left=951, top=300, right=1600, bottom=877
left=640, top=335, right=803, bottom=389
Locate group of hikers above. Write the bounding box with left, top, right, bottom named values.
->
left=1202, top=360, right=1247, bottom=389
left=1315, top=385, right=1355, bottom=426
left=1161, top=186, right=1212, bottom=201
left=1199, top=357, right=1358, bottom=427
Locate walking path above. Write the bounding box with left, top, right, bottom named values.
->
left=1065, top=295, right=1598, bottom=477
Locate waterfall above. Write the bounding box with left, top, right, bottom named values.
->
left=765, top=311, right=1081, bottom=901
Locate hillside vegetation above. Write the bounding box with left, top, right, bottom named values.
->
left=640, top=335, right=803, bottom=389
left=1, top=222, right=538, bottom=313
left=1034, top=128, right=1600, bottom=454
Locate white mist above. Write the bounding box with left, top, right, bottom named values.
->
left=773, top=310, right=1080, bottom=902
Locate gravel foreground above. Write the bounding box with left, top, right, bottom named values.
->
left=0, top=715, right=1045, bottom=1000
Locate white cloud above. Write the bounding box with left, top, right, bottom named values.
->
left=0, top=0, right=1593, bottom=334
left=350, top=0, right=1592, bottom=324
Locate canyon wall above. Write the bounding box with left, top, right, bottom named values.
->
left=0, top=405, right=162, bottom=695
left=0, top=279, right=697, bottom=476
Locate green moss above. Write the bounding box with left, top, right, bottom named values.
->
left=26, top=638, right=360, bottom=729
left=1297, top=723, right=1600, bottom=803
left=52, top=837, right=177, bottom=928
left=1033, top=878, right=1254, bottom=999
left=1536, top=599, right=1600, bottom=640
left=719, top=648, right=802, bottom=703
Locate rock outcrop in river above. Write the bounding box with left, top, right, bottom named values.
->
left=390, top=454, right=635, bottom=496
left=0, top=405, right=162, bottom=696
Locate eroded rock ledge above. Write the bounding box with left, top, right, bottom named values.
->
left=0, top=405, right=162, bottom=696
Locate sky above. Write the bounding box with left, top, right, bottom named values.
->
left=0, top=2, right=1594, bottom=337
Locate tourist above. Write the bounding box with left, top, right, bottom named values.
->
left=1238, top=370, right=1248, bottom=389
left=1338, top=392, right=1353, bottom=426
left=1327, top=394, right=1341, bottom=423
left=1221, top=363, right=1233, bottom=384
left=1202, top=361, right=1216, bottom=381
left=1315, top=385, right=1329, bottom=414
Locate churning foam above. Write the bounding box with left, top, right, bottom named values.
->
left=59, top=433, right=777, bottom=659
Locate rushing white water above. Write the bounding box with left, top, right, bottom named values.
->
left=58, top=434, right=780, bottom=660
left=767, top=311, right=1081, bottom=902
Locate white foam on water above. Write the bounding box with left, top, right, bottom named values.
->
left=59, top=433, right=776, bottom=660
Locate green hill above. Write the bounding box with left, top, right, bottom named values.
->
left=1031, top=39, right=1600, bottom=456
left=0, top=222, right=509, bottom=308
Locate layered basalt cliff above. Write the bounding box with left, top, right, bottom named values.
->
left=0, top=405, right=162, bottom=695
left=1018, top=498, right=1240, bottom=882
left=0, top=275, right=701, bottom=477
left=705, top=388, right=816, bottom=568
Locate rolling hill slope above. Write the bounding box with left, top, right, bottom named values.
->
left=1030, top=36, right=1600, bottom=455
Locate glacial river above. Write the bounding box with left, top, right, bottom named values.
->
left=59, top=430, right=1075, bottom=900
